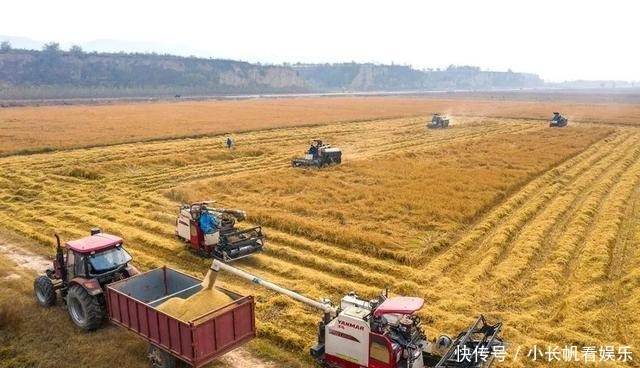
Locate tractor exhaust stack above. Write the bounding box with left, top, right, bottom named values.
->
left=54, top=233, right=66, bottom=281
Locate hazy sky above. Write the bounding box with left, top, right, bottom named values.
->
left=1, top=0, right=638, bottom=81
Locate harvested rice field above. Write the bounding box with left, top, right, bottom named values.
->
left=1, top=97, right=639, bottom=367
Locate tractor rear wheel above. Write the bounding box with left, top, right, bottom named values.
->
left=34, top=276, right=56, bottom=307
left=67, top=284, right=104, bottom=331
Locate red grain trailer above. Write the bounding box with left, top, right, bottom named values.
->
left=105, top=266, right=255, bottom=367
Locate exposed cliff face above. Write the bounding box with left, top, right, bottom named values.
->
left=294, top=63, right=544, bottom=91
left=219, top=65, right=304, bottom=89
left=348, top=64, right=424, bottom=90
left=0, top=49, right=544, bottom=99
left=0, top=50, right=307, bottom=94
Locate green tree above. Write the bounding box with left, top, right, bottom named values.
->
left=70, top=45, right=84, bottom=56
left=0, top=41, right=10, bottom=52
left=42, top=42, right=60, bottom=53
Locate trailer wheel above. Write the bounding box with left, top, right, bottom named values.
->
left=148, top=345, right=180, bottom=368
left=34, top=276, right=56, bottom=307
left=67, top=284, right=104, bottom=331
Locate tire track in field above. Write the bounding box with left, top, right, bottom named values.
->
left=418, top=132, right=619, bottom=263
left=420, top=131, right=623, bottom=276
left=492, top=135, right=640, bottom=305
left=471, top=135, right=640, bottom=326
left=602, top=182, right=640, bottom=345
left=542, top=145, right=640, bottom=343
left=482, top=142, right=640, bottom=296
left=485, top=133, right=640, bottom=286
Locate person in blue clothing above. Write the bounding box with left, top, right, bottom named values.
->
left=308, top=142, right=319, bottom=158
left=198, top=210, right=219, bottom=234
left=226, top=137, right=233, bottom=150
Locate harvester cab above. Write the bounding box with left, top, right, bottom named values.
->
left=175, top=201, right=264, bottom=261
left=429, top=114, right=450, bottom=129
left=34, top=229, right=139, bottom=331
left=292, top=139, right=342, bottom=168
left=549, top=112, right=568, bottom=127
left=210, top=260, right=505, bottom=368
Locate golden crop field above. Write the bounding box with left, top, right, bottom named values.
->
left=2, top=95, right=640, bottom=155
left=1, top=100, right=639, bottom=368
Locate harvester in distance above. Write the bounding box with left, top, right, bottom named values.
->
left=428, top=114, right=450, bottom=129
left=292, top=139, right=342, bottom=168
left=549, top=112, right=568, bottom=127
left=211, top=260, right=505, bottom=368
left=176, top=201, right=264, bottom=261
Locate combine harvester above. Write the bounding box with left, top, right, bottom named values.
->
left=428, top=114, right=450, bottom=129
left=210, top=260, right=505, bottom=368
left=292, top=139, right=342, bottom=168
left=175, top=201, right=264, bottom=261
left=549, top=112, right=568, bottom=127
left=33, top=230, right=255, bottom=368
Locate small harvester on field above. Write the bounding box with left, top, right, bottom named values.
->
left=549, top=112, right=568, bottom=127
left=292, top=139, right=342, bottom=168
left=211, top=260, right=506, bottom=368
left=428, top=114, right=450, bottom=129
left=175, top=201, right=264, bottom=261
left=34, top=229, right=256, bottom=368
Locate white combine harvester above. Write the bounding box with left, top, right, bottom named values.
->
left=175, top=201, right=264, bottom=261
left=210, top=260, right=505, bottom=368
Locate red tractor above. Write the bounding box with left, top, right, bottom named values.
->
left=33, top=229, right=139, bottom=331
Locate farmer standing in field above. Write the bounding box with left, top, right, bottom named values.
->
left=226, top=137, right=233, bottom=150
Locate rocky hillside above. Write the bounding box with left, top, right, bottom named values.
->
left=0, top=47, right=543, bottom=99
left=294, top=63, right=543, bottom=91
left=0, top=49, right=306, bottom=99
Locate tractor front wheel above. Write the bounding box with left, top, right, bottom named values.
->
left=34, top=276, right=56, bottom=307
left=67, top=284, right=104, bottom=331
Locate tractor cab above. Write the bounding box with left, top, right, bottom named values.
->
left=35, top=229, right=138, bottom=331
left=49, top=229, right=136, bottom=290
left=64, top=232, right=133, bottom=282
